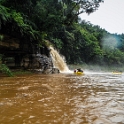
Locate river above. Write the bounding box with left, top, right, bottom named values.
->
left=0, top=71, right=124, bottom=124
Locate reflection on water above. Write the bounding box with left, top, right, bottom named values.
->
left=0, top=72, right=124, bottom=124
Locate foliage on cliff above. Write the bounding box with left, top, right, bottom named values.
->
left=1, top=0, right=124, bottom=66
left=0, top=54, right=13, bottom=76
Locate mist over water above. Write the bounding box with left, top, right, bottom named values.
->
left=102, top=35, right=120, bottom=50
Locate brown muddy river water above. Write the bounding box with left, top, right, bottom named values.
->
left=0, top=71, right=124, bottom=124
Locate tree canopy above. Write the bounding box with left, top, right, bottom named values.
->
left=1, top=0, right=124, bottom=66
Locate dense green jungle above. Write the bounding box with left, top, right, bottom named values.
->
left=0, top=0, right=124, bottom=76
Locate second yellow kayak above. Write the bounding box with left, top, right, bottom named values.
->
left=112, top=71, right=122, bottom=75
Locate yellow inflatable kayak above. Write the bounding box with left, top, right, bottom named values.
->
left=74, top=71, right=84, bottom=75
left=74, top=68, right=84, bottom=75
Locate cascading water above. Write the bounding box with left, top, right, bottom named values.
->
left=49, top=46, right=70, bottom=72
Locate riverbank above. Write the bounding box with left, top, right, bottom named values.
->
left=0, top=64, right=123, bottom=77
left=0, top=69, right=33, bottom=78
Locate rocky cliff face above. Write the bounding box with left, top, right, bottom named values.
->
left=0, top=35, right=59, bottom=74
left=21, top=53, right=59, bottom=74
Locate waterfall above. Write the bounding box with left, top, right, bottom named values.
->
left=49, top=46, right=70, bottom=72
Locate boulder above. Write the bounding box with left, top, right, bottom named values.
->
left=21, top=54, right=60, bottom=74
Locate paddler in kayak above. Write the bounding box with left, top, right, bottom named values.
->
left=74, top=68, right=84, bottom=75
